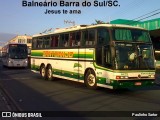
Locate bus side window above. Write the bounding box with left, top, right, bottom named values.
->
left=70, top=33, right=75, bottom=47
left=59, top=34, right=64, bottom=47
left=75, top=32, right=81, bottom=46
left=87, top=30, right=95, bottom=46
left=97, top=28, right=110, bottom=46
left=55, top=35, right=59, bottom=47
left=44, top=37, right=50, bottom=48
left=37, top=38, right=43, bottom=48
left=51, top=36, right=55, bottom=47
left=70, top=32, right=81, bottom=47
left=32, top=38, right=37, bottom=49
left=42, top=38, right=45, bottom=48
left=81, top=31, right=88, bottom=47
left=51, top=35, right=59, bottom=48
left=36, top=39, right=40, bottom=48
left=59, top=34, right=69, bottom=47
left=64, top=34, right=69, bottom=47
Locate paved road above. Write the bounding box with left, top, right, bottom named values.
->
left=0, top=63, right=160, bottom=120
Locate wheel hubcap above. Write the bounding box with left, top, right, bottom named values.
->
left=41, top=68, right=45, bottom=77
left=48, top=69, right=52, bottom=78
left=87, top=74, right=95, bottom=86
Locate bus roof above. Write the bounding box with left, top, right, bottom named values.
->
left=2, top=43, right=27, bottom=48
left=33, top=24, right=146, bottom=37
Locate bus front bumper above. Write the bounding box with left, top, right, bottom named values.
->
left=110, top=79, right=155, bottom=89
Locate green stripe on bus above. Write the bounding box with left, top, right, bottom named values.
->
left=31, top=64, right=108, bottom=84
left=31, top=64, right=85, bottom=80
left=73, top=54, right=93, bottom=58
left=53, top=68, right=84, bottom=80
left=31, top=52, right=93, bottom=59
left=93, top=62, right=113, bottom=72
left=31, top=52, right=43, bottom=56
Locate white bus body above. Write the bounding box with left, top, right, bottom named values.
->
left=31, top=24, right=155, bottom=89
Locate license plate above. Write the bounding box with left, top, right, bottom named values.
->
left=17, top=64, right=20, bottom=66
left=135, top=82, right=141, bottom=86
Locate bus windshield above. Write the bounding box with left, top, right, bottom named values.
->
left=9, top=44, right=28, bottom=59
left=113, top=28, right=151, bottom=42
left=111, top=28, right=154, bottom=70
left=114, top=43, right=155, bottom=70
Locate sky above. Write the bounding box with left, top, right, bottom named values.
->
left=0, top=0, right=160, bottom=46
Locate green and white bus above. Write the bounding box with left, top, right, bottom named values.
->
left=31, top=24, right=155, bottom=89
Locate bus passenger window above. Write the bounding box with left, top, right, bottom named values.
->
left=75, top=32, right=81, bottom=46
left=51, top=35, right=59, bottom=47
left=81, top=31, right=88, bottom=46
left=64, top=34, right=69, bottom=47
left=44, top=37, right=50, bottom=48
left=70, top=33, right=75, bottom=47
left=55, top=35, right=59, bottom=47
left=37, top=38, right=43, bottom=48
left=51, top=36, right=54, bottom=47
left=32, top=39, right=37, bottom=49
left=59, top=34, right=64, bottom=47
left=87, top=30, right=95, bottom=46
left=71, top=32, right=81, bottom=47
left=42, top=38, right=45, bottom=48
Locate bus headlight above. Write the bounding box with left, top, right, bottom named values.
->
left=8, top=60, right=13, bottom=64
left=148, top=75, right=155, bottom=78
left=8, top=60, right=13, bottom=63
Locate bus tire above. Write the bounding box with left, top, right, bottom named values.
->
left=46, top=65, right=53, bottom=81
left=40, top=65, right=46, bottom=79
left=85, top=69, right=97, bottom=89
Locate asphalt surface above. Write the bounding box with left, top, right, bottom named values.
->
left=0, top=61, right=160, bottom=120
left=0, top=75, right=25, bottom=120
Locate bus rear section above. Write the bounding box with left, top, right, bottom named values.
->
left=2, top=44, right=28, bottom=67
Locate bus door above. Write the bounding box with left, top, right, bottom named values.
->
left=96, top=28, right=112, bottom=69
left=81, top=29, right=96, bottom=80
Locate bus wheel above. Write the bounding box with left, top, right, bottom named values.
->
left=85, top=69, right=97, bottom=89
left=40, top=65, right=46, bottom=79
left=46, top=65, right=53, bottom=81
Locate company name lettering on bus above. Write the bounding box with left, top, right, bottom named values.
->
left=43, top=51, right=74, bottom=58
